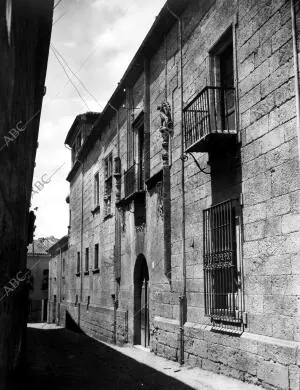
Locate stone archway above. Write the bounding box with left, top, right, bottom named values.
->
left=133, top=254, right=149, bottom=347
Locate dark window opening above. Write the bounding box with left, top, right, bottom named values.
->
left=134, top=197, right=146, bottom=230
left=104, top=153, right=113, bottom=216
left=94, top=172, right=100, bottom=207
left=210, top=29, right=235, bottom=131
left=85, top=248, right=89, bottom=273
left=94, top=244, right=99, bottom=269
left=41, top=269, right=49, bottom=290
left=76, top=252, right=80, bottom=274
left=124, top=117, right=145, bottom=199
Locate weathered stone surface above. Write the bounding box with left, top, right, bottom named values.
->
left=257, top=361, right=289, bottom=389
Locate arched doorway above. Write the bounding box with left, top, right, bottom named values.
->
left=134, top=254, right=149, bottom=347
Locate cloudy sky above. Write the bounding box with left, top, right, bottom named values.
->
left=32, top=0, right=166, bottom=239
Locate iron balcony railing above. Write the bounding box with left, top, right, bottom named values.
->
left=184, top=86, right=236, bottom=151
left=124, top=162, right=144, bottom=199
left=203, top=198, right=242, bottom=326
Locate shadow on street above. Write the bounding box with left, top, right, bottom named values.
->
left=26, top=326, right=195, bottom=390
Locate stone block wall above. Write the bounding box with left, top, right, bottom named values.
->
left=238, top=0, right=300, bottom=344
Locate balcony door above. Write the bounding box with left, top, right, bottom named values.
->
left=210, top=28, right=235, bottom=131
left=134, top=122, right=144, bottom=191
left=219, top=43, right=235, bottom=130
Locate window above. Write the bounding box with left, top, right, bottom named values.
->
left=105, top=153, right=113, bottom=179
left=41, top=269, right=48, bottom=290
left=203, top=199, right=242, bottom=331
left=62, top=258, right=65, bottom=275
left=62, top=279, right=65, bottom=301
left=94, top=244, right=99, bottom=269
left=68, top=209, right=71, bottom=234
left=184, top=29, right=236, bottom=153
left=104, top=153, right=113, bottom=216
left=72, top=132, right=83, bottom=163
left=210, top=28, right=235, bottom=130
left=76, top=252, right=80, bottom=274
left=75, top=132, right=82, bottom=152
left=94, top=172, right=100, bottom=207
left=124, top=114, right=145, bottom=198
left=85, top=248, right=89, bottom=273
left=75, top=294, right=78, bottom=306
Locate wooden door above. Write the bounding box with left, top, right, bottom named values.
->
left=140, top=280, right=149, bottom=347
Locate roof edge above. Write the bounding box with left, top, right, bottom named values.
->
left=65, top=0, right=188, bottom=181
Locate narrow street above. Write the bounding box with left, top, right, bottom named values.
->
left=26, top=324, right=261, bottom=390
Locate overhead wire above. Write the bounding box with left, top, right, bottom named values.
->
left=51, top=44, right=104, bottom=110
left=47, top=0, right=140, bottom=111
left=51, top=46, right=91, bottom=111
left=54, top=0, right=63, bottom=9
left=53, top=11, right=67, bottom=26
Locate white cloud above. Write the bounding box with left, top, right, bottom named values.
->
left=35, top=0, right=166, bottom=239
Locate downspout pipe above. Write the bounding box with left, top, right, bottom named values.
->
left=58, top=248, right=62, bottom=324
left=79, top=159, right=84, bottom=328
left=291, top=0, right=300, bottom=162
left=160, top=33, right=172, bottom=281
left=166, top=3, right=186, bottom=366
left=109, top=102, right=121, bottom=344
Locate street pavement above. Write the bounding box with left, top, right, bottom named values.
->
left=25, top=323, right=261, bottom=390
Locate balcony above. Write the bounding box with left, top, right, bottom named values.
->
left=184, top=86, right=236, bottom=153
left=203, top=198, right=242, bottom=328
left=124, top=162, right=144, bottom=200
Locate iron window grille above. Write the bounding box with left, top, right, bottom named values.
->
left=183, top=86, right=236, bottom=152
left=203, top=198, right=243, bottom=330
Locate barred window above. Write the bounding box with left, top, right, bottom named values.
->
left=203, top=198, right=242, bottom=331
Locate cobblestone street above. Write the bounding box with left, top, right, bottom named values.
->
left=26, top=324, right=261, bottom=390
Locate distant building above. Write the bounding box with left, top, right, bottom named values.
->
left=48, top=236, right=68, bottom=325
left=27, top=237, right=58, bottom=322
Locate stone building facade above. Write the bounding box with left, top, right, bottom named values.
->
left=0, top=1, right=53, bottom=388
left=51, top=0, right=300, bottom=388
left=48, top=236, right=69, bottom=326
left=27, top=237, right=57, bottom=322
